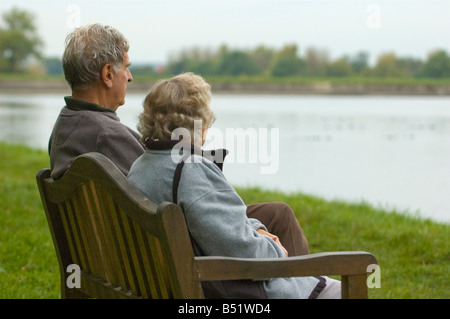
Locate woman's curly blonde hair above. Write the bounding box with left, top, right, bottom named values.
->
left=138, top=72, right=216, bottom=144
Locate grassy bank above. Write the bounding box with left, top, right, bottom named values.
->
left=0, top=142, right=448, bottom=299
left=2, top=73, right=450, bottom=95
left=2, top=72, right=450, bottom=87
left=201, top=75, right=450, bottom=86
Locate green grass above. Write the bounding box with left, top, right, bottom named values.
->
left=237, top=188, right=450, bottom=299
left=130, top=74, right=450, bottom=88
left=0, top=73, right=65, bottom=82
left=201, top=75, right=450, bottom=86
left=2, top=72, right=450, bottom=87
left=0, top=142, right=57, bottom=298
left=0, top=142, right=448, bottom=298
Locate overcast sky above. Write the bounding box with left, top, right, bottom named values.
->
left=1, top=0, right=449, bottom=65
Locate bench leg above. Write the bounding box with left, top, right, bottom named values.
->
left=62, top=282, right=89, bottom=299
left=341, top=274, right=368, bottom=299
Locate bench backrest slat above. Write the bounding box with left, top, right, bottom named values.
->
left=36, top=153, right=204, bottom=299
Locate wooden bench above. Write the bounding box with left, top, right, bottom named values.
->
left=36, top=152, right=377, bottom=299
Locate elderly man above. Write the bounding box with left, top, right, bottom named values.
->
left=49, top=24, right=144, bottom=179
left=48, top=23, right=310, bottom=259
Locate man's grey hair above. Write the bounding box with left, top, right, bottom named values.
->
left=62, top=23, right=130, bottom=90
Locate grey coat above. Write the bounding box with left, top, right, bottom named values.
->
left=127, top=140, right=323, bottom=299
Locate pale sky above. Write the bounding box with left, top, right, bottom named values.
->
left=1, top=0, right=449, bottom=65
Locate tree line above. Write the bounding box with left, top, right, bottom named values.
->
left=164, top=44, right=450, bottom=79
left=0, top=8, right=43, bottom=73
left=1, top=7, right=450, bottom=79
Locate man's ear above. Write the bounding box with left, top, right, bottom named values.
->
left=101, top=64, right=114, bottom=88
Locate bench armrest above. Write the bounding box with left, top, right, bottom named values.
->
left=195, top=251, right=377, bottom=298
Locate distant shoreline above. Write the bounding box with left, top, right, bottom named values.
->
left=1, top=79, right=450, bottom=95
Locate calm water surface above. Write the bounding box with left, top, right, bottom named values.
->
left=0, top=93, right=449, bottom=223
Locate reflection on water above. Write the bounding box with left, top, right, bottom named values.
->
left=206, top=95, right=450, bottom=224
left=0, top=93, right=449, bottom=224
left=0, top=95, right=62, bottom=150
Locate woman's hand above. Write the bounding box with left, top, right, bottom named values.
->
left=257, top=228, right=288, bottom=257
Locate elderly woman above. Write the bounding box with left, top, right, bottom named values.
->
left=127, top=73, right=340, bottom=299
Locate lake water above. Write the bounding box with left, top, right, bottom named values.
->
left=1, top=93, right=449, bottom=224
